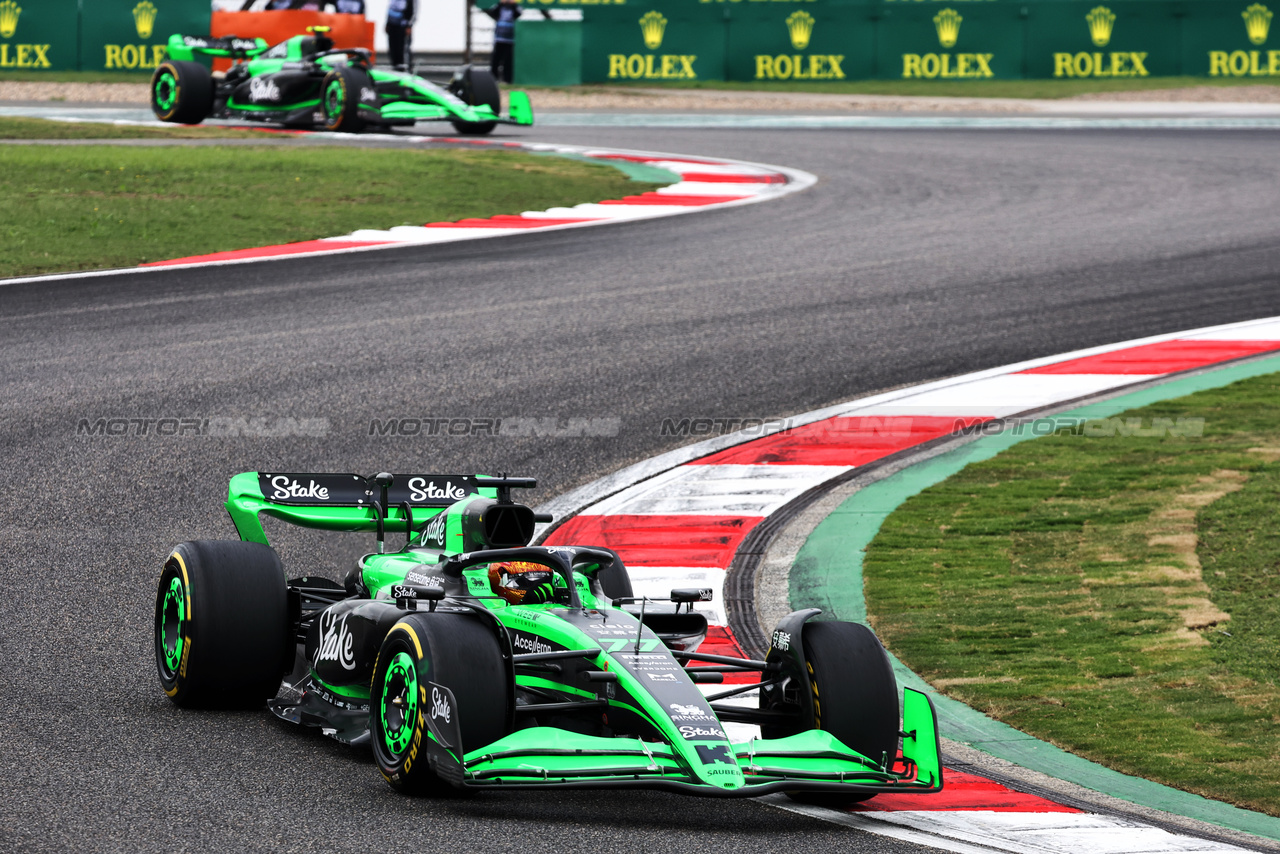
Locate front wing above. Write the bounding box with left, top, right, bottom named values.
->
left=438, top=688, right=942, bottom=797
left=373, top=90, right=534, bottom=128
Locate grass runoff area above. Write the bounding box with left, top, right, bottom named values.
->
left=0, top=118, right=662, bottom=277
left=864, top=373, right=1280, bottom=816
left=0, top=117, right=260, bottom=140
left=572, top=76, right=1280, bottom=99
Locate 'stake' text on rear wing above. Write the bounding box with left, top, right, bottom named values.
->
left=166, top=34, right=268, bottom=62
left=225, top=471, right=502, bottom=544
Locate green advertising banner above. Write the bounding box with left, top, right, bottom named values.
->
left=725, top=4, right=875, bottom=82
left=1183, top=0, right=1280, bottom=78
left=82, top=0, right=211, bottom=72
left=581, top=5, right=726, bottom=82
left=0, top=0, right=79, bottom=71
left=515, top=0, right=1280, bottom=82
left=514, top=18, right=583, bottom=85
left=876, top=2, right=1025, bottom=79
left=1027, top=2, right=1178, bottom=80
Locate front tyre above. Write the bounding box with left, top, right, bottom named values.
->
left=150, top=60, right=213, bottom=124
left=321, top=66, right=367, bottom=133
left=775, top=621, right=900, bottom=806
left=448, top=66, right=500, bottom=135
left=805, top=622, right=900, bottom=766
left=371, top=612, right=511, bottom=795
left=154, top=540, right=290, bottom=708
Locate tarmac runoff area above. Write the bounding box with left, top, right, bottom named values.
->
left=533, top=318, right=1280, bottom=854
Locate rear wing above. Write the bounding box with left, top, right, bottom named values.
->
left=226, top=471, right=501, bottom=544
left=166, top=34, right=268, bottom=62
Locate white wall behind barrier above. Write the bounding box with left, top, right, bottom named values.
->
left=209, top=0, right=485, bottom=54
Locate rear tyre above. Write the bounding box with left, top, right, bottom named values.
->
left=779, top=621, right=900, bottom=806
left=150, top=60, right=214, bottom=124
left=320, top=66, right=367, bottom=133
left=448, top=66, right=500, bottom=135
left=154, top=540, right=290, bottom=708
left=371, top=612, right=511, bottom=795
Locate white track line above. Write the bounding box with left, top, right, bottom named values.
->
left=767, top=797, right=1258, bottom=854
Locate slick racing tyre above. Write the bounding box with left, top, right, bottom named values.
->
left=771, top=622, right=900, bottom=805
left=448, top=66, right=499, bottom=135
left=804, top=622, right=900, bottom=767
left=320, top=66, right=368, bottom=133
left=150, top=60, right=214, bottom=124
left=371, top=612, right=512, bottom=795
left=154, top=540, right=290, bottom=708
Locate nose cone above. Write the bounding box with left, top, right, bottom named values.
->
left=687, top=740, right=744, bottom=789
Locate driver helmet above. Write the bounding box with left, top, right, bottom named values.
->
left=488, top=561, right=558, bottom=605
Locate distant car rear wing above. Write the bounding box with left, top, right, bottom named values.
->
left=225, top=471, right=505, bottom=544
left=165, top=34, right=269, bottom=62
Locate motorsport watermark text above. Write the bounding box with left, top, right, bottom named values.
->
left=970, top=415, right=1205, bottom=438
left=370, top=417, right=621, bottom=438
left=76, top=416, right=330, bottom=437
left=659, top=415, right=1205, bottom=439
left=662, top=418, right=799, bottom=437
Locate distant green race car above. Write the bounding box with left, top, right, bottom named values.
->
left=151, top=27, right=532, bottom=135
left=154, top=471, right=943, bottom=800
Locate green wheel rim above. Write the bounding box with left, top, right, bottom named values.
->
left=380, top=651, right=419, bottom=756
left=324, top=79, right=345, bottom=121
left=159, top=575, right=185, bottom=676
left=154, top=71, right=177, bottom=112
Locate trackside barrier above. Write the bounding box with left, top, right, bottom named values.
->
left=0, top=2, right=373, bottom=72
left=210, top=11, right=375, bottom=71
left=84, top=0, right=210, bottom=73
left=507, top=0, right=1280, bottom=84
left=0, top=0, right=210, bottom=71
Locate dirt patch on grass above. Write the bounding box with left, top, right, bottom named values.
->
left=1143, top=470, right=1244, bottom=641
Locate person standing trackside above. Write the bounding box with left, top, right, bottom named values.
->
left=386, top=0, right=416, bottom=72
left=485, top=0, right=550, bottom=84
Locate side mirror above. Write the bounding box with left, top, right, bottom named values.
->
left=671, top=588, right=713, bottom=604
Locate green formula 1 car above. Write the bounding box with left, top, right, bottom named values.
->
left=153, top=472, right=942, bottom=799
left=150, top=28, right=532, bottom=135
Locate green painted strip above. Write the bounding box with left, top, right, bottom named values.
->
left=791, top=354, right=1280, bottom=841
left=536, top=151, right=680, bottom=185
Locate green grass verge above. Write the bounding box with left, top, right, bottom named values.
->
left=0, top=117, right=273, bottom=140
left=573, top=76, right=1280, bottom=100
left=863, top=372, right=1280, bottom=816
left=0, top=143, right=662, bottom=277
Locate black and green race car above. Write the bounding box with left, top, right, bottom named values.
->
left=154, top=472, right=943, bottom=799
left=150, top=28, right=532, bottom=135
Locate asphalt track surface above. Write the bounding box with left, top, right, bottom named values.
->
left=3, top=125, right=1280, bottom=853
